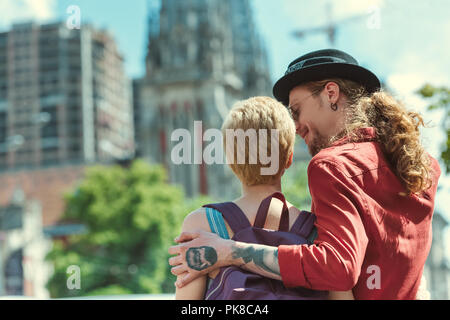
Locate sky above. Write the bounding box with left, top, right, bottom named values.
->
left=0, top=0, right=449, bottom=227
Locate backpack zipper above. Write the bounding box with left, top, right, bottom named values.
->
left=205, top=267, right=232, bottom=300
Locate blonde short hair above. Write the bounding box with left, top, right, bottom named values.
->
left=221, top=96, right=296, bottom=186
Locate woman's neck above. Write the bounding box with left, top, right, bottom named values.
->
left=238, top=181, right=282, bottom=202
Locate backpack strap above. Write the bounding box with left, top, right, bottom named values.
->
left=290, top=210, right=317, bottom=241
left=307, top=227, right=318, bottom=244
left=205, top=207, right=230, bottom=239
left=203, top=202, right=252, bottom=234
left=253, top=192, right=290, bottom=232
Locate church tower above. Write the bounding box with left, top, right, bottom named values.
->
left=135, top=0, right=272, bottom=199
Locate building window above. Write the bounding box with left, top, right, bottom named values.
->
left=0, top=112, right=6, bottom=143
left=40, top=106, right=58, bottom=138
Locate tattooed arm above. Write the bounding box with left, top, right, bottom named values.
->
left=230, top=241, right=282, bottom=281
left=170, top=231, right=355, bottom=299
left=230, top=238, right=354, bottom=299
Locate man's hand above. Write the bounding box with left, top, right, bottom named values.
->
left=169, top=230, right=283, bottom=288
left=168, top=230, right=234, bottom=288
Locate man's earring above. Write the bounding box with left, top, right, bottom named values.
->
left=331, top=103, right=338, bottom=111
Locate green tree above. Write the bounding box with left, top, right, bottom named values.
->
left=45, top=159, right=211, bottom=297
left=282, top=158, right=312, bottom=210
left=417, top=84, right=450, bottom=173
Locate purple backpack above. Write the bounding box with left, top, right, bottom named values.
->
left=203, top=192, right=328, bottom=300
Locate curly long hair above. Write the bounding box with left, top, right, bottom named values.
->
left=304, top=78, right=434, bottom=196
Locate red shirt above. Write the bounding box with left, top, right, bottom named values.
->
left=278, top=127, right=441, bottom=299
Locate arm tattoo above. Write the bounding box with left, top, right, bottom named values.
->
left=231, top=244, right=280, bottom=276
left=186, top=246, right=218, bottom=271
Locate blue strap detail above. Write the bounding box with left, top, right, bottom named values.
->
left=205, top=207, right=230, bottom=239
left=307, top=227, right=318, bottom=244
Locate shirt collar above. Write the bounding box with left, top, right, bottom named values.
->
left=331, top=127, right=377, bottom=147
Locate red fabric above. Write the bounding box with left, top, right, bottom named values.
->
left=278, top=127, right=441, bottom=299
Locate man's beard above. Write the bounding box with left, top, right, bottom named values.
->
left=307, top=128, right=333, bottom=157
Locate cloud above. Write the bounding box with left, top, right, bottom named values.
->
left=0, top=0, right=57, bottom=30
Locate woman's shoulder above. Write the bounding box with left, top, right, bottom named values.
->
left=182, top=206, right=234, bottom=240
left=181, top=207, right=211, bottom=233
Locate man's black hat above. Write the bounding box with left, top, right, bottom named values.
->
left=272, top=49, right=381, bottom=106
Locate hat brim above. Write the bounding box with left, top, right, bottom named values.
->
left=272, top=62, right=381, bottom=106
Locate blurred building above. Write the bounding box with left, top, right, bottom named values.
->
left=0, top=164, right=85, bottom=226
left=0, top=21, right=135, bottom=297
left=424, top=212, right=450, bottom=299
left=0, top=165, right=87, bottom=298
left=134, top=0, right=275, bottom=199
left=0, top=22, right=134, bottom=172
left=0, top=188, right=52, bottom=298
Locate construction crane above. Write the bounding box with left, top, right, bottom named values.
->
left=292, top=2, right=373, bottom=47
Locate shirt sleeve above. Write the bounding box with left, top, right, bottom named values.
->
left=278, top=160, right=369, bottom=291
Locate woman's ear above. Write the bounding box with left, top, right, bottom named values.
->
left=286, top=151, right=293, bottom=169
